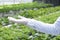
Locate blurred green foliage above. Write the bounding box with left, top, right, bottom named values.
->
left=0, top=2, right=52, bottom=13
left=0, top=2, right=60, bottom=40
left=20, top=6, right=60, bottom=18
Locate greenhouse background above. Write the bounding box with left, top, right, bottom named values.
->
left=0, top=0, right=60, bottom=40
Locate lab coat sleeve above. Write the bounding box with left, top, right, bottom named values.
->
left=26, top=19, right=60, bottom=35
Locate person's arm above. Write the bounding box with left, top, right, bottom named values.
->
left=8, top=16, right=60, bottom=35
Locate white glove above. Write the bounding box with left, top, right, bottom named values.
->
left=8, top=15, right=32, bottom=24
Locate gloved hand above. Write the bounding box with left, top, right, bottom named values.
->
left=8, top=15, right=32, bottom=24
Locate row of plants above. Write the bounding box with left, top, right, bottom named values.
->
left=0, top=2, right=52, bottom=13
left=0, top=6, right=60, bottom=25
left=20, top=6, right=60, bottom=18
left=35, top=11, right=60, bottom=24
